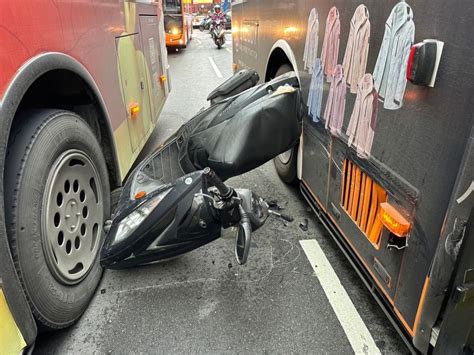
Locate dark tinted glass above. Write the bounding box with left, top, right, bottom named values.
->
left=164, top=15, right=183, bottom=34
left=164, top=0, right=181, bottom=13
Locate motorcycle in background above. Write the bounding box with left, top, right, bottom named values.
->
left=199, top=16, right=212, bottom=31
left=210, top=19, right=226, bottom=49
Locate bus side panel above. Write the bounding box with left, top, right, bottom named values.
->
left=234, top=0, right=474, bottom=336
left=0, top=1, right=167, bottom=179
left=302, top=121, right=330, bottom=209
left=139, top=15, right=168, bottom=124
left=433, top=209, right=474, bottom=354
left=324, top=136, right=407, bottom=302
left=233, top=0, right=261, bottom=72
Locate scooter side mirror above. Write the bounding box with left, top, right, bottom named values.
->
left=235, top=224, right=250, bottom=265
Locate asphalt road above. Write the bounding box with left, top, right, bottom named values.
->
left=35, top=30, right=409, bottom=354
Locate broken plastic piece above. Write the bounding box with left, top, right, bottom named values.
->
left=270, top=84, right=296, bottom=97
left=269, top=210, right=294, bottom=222
left=299, top=218, right=309, bottom=231
left=267, top=200, right=283, bottom=210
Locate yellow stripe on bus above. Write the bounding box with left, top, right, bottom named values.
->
left=0, top=288, right=26, bottom=355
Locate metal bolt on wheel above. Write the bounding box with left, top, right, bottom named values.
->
left=42, top=149, right=104, bottom=285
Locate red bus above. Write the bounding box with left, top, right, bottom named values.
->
left=0, top=0, right=170, bottom=352
left=164, top=0, right=193, bottom=48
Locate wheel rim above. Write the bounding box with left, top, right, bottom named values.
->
left=278, top=148, right=293, bottom=165
left=42, top=150, right=104, bottom=285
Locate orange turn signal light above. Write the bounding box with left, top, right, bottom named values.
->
left=232, top=63, right=238, bottom=73
left=378, top=202, right=411, bottom=237
left=160, top=75, right=167, bottom=83
left=134, top=191, right=146, bottom=200
left=129, top=103, right=140, bottom=119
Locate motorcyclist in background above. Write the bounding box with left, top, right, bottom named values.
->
left=210, top=5, right=226, bottom=27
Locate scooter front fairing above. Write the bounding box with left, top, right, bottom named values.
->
left=100, top=70, right=304, bottom=269
left=100, top=167, right=222, bottom=269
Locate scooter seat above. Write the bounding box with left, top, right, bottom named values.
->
left=179, top=71, right=304, bottom=180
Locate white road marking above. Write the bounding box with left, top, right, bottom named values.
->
left=195, top=38, right=202, bottom=45
left=208, top=56, right=223, bottom=78
left=299, top=239, right=380, bottom=354
left=225, top=47, right=232, bottom=54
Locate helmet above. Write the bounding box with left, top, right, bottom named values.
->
left=214, top=5, right=221, bottom=12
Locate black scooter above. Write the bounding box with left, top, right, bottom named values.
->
left=100, top=69, right=304, bottom=269
left=210, top=19, right=226, bottom=49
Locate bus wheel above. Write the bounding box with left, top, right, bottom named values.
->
left=274, top=145, right=298, bottom=184
left=5, top=109, right=110, bottom=331
left=272, top=64, right=299, bottom=184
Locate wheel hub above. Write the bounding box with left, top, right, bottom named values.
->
left=64, top=199, right=80, bottom=232
left=42, top=150, right=104, bottom=285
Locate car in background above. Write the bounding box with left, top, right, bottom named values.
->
left=193, top=14, right=205, bottom=28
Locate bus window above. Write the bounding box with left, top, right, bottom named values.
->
left=165, top=14, right=184, bottom=35
left=164, top=0, right=181, bottom=14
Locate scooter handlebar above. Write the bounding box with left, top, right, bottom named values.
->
left=203, top=167, right=233, bottom=199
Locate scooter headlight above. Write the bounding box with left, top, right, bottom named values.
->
left=112, top=189, right=171, bottom=246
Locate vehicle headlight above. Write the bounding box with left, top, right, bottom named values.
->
left=112, top=189, right=171, bottom=246
left=171, top=27, right=180, bottom=35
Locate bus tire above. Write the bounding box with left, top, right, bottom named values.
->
left=274, top=145, right=298, bottom=184
left=272, top=64, right=299, bottom=184
left=5, top=109, right=110, bottom=331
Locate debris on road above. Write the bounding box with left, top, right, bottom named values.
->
left=267, top=199, right=283, bottom=210
left=269, top=210, right=294, bottom=222
left=299, top=218, right=309, bottom=232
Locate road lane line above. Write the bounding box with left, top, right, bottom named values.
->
left=208, top=56, right=223, bottom=78
left=195, top=38, right=202, bottom=45
left=225, top=47, right=232, bottom=54
left=299, top=239, right=380, bottom=354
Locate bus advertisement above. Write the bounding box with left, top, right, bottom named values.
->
left=232, top=0, right=473, bottom=353
left=0, top=0, right=170, bottom=352
left=164, top=0, right=194, bottom=49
